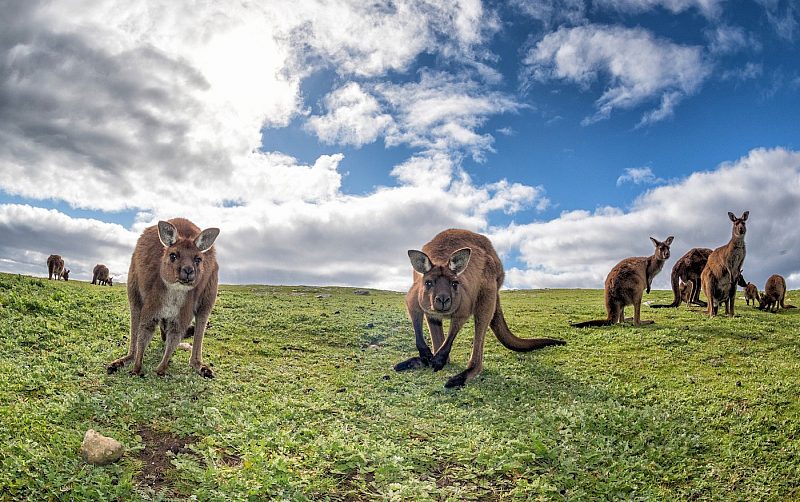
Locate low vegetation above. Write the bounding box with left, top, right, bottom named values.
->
left=1, top=272, right=798, bottom=500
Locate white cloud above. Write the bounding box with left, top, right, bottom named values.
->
left=524, top=24, right=710, bottom=125
left=305, top=83, right=393, bottom=147
left=756, top=0, right=799, bottom=41
left=491, top=147, right=800, bottom=290
left=616, top=167, right=665, bottom=186
left=706, top=25, right=761, bottom=55
left=594, top=0, right=723, bottom=17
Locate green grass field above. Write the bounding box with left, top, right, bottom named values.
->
left=1, top=271, right=799, bottom=500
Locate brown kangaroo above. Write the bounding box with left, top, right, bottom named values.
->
left=92, top=264, right=113, bottom=286
left=758, top=274, right=794, bottom=312
left=394, top=229, right=566, bottom=388
left=744, top=282, right=759, bottom=306
left=700, top=211, right=748, bottom=317
left=47, top=254, right=70, bottom=281
left=679, top=279, right=694, bottom=306
left=572, top=236, right=673, bottom=327
left=107, top=218, right=220, bottom=378
left=650, top=247, right=712, bottom=308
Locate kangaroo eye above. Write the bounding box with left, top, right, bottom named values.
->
left=169, top=253, right=177, bottom=262
left=194, top=257, right=202, bottom=265
left=451, top=281, right=459, bottom=289
left=424, top=280, right=433, bottom=288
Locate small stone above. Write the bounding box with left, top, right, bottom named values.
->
left=365, top=322, right=375, bottom=329
left=80, top=429, right=124, bottom=465
left=353, top=289, right=370, bottom=296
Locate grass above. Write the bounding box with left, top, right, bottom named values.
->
left=0, top=271, right=799, bottom=500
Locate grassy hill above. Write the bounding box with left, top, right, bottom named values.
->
left=1, top=272, right=799, bottom=500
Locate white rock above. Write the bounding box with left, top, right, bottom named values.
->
left=80, top=429, right=124, bottom=465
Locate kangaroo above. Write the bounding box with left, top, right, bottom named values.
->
left=744, top=282, right=759, bottom=306
left=679, top=279, right=694, bottom=306
left=572, top=236, right=673, bottom=327
left=91, top=264, right=113, bottom=286
left=394, top=229, right=566, bottom=388
left=758, top=274, right=794, bottom=312
left=47, top=254, right=69, bottom=281
left=700, top=211, right=748, bottom=317
left=107, top=218, right=220, bottom=378
left=650, top=247, right=712, bottom=308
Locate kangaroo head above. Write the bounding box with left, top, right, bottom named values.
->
left=61, top=269, right=70, bottom=281
left=649, top=236, right=673, bottom=260
left=158, top=220, right=220, bottom=289
left=408, top=247, right=471, bottom=315
left=728, top=211, right=748, bottom=238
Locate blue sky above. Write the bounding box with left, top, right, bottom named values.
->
left=1, top=0, right=799, bottom=290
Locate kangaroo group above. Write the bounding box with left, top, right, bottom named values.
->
left=43, top=210, right=791, bottom=388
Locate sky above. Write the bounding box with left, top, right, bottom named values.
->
left=1, top=0, right=799, bottom=292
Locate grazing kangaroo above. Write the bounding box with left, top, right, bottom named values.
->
left=107, top=218, right=219, bottom=378
left=700, top=211, right=748, bottom=317
left=91, top=264, right=113, bottom=286
left=47, top=254, right=70, bottom=281
left=394, top=229, right=566, bottom=388
left=758, top=274, right=795, bottom=312
left=572, top=236, right=673, bottom=327
left=744, top=282, right=759, bottom=306
left=650, top=247, right=712, bottom=308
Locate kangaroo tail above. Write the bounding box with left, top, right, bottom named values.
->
left=785, top=304, right=797, bottom=309
left=570, top=319, right=614, bottom=328
left=490, top=296, right=566, bottom=351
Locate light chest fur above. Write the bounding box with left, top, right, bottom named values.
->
left=159, top=284, right=191, bottom=320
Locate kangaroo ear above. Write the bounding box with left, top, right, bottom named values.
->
left=728, top=211, right=736, bottom=222
left=741, top=210, right=749, bottom=221
left=448, top=248, right=472, bottom=276
left=408, top=250, right=432, bottom=274
left=158, top=221, right=179, bottom=247
left=196, top=228, right=220, bottom=252
left=664, top=236, right=674, bottom=246
left=650, top=237, right=659, bottom=247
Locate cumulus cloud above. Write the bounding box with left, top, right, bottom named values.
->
left=523, top=24, right=710, bottom=125
left=491, top=147, right=800, bottom=290
left=305, top=82, right=393, bottom=147
left=616, top=167, right=665, bottom=186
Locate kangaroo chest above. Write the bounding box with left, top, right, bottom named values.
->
left=160, top=287, right=191, bottom=320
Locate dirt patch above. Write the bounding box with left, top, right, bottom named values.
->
left=135, top=426, right=200, bottom=493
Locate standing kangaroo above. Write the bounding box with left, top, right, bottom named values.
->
left=47, top=254, right=70, bottom=281
left=108, top=218, right=219, bottom=378
left=394, top=229, right=566, bottom=388
left=744, top=282, right=759, bottom=306
left=700, top=211, right=748, bottom=317
left=758, top=274, right=793, bottom=312
left=650, top=247, right=712, bottom=308
left=92, top=264, right=113, bottom=286
left=572, top=236, right=673, bottom=327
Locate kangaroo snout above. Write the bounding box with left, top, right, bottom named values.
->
left=434, top=294, right=451, bottom=311
left=180, top=266, right=196, bottom=282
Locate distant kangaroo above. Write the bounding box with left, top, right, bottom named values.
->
left=394, top=229, right=566, bottom=388
left=744, top=282, right=759, bottom=306
left=758, top=274, right=795, bottom=312
left=108, top=218, right=220, bottom=378
left=650, top=247, right=712, bottom=308
left=47, top=254, right=70, bottom=281
left=572, top=236, right=673, bottom=327
left=91, top=264, right=113, bottom=286
left=700, top=211, right=748, bottom=317
left=679, top=280, right=694, bottom=306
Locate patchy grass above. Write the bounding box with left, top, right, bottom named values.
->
left=1, top=272, right=799, bottom=500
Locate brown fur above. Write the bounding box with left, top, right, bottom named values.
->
left=47, top=254, right=70, bottom=281
left=92, top=264, right=113, bottom=286
left=679, top=280, right=694, bottom=306
left=744, top=282, right=759, bottom=306
left=759, top=274, right=788, bottom=312
left=394, top=229, right=566, bottom=388
left=650, top=247, right=712, bottom=308
left=107, top=218, right=220, bottom=378
left=700, top=211, right=748, bottom=317
left=572, top=236, right=673, bottom=327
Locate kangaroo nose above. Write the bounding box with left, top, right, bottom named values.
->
left=434, top=295, right=451, bottom=311
left=180, top=266, right=195, bottom=280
